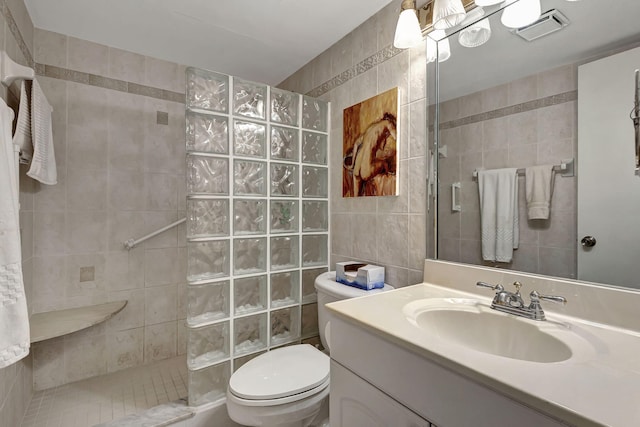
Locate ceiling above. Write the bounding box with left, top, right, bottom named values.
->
left=435, top=0, right=640, bottom=102
left=24, top=0, right=394, bottom=86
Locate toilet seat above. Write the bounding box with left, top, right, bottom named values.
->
left=228, top=344, right=330, bottom=406
left=228, top=376, right=330, bottom=407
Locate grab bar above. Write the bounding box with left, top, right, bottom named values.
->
left=123, top=217, right=186, bottom=250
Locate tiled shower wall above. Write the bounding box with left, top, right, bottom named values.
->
left=185, top=67, right=329, bottom=406
left=436, top=64, right=578, bottom=279
left=278, top=1, right=428, bottom=287
left=1, top=0, right=35, bottom=424
left=30, top=28, right=188, bottom=390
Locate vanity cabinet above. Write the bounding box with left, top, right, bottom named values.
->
left=329, top=316, right=569, bottom=427
left=331, top=361, right=430, bottom=427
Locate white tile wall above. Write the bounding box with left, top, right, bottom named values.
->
left=29, top=28, right=189, bottom=390
left=279, top=1, right=428, bottom=288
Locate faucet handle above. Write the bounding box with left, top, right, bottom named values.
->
left=476, top=281, right=504, bottom=291
left=530, top=290, right=567, bottom=305
left=512, top=281, right=522, bottom=294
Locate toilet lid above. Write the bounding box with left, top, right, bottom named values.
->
left=229, top=344, right=330, bottom=400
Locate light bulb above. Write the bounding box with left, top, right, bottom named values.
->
left=501, top=0, right=541, bottom=29
left=433, top=0, right=467, bottom=30
left=393, top=8, right=423, bottom=49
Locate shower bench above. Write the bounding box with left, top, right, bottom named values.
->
left=29, top=300, right=127, bottom=343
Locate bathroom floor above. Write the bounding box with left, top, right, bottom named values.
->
left=20, top=356, right=188, bottom=427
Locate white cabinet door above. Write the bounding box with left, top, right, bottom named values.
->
left=330, top=361, right=431, bottom=427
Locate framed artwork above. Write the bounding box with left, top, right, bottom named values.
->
left=342, top=87, right=399, bottom=197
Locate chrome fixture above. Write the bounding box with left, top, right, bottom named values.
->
left=581, top=235, right=597, bottom=248
left=476, top=281, right=567, bottom=321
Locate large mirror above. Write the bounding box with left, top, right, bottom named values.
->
left=431, top=0, right=640, bottom=289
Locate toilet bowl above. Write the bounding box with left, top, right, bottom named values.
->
left=226, top=271, right=394, bottom=427
left=226, top=344, right=329, bottom=427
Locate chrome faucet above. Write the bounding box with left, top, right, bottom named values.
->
left=476, top=281, right=567, bottom=321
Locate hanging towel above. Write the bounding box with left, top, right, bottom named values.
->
left=525, top=165, right=555, bottom=220
left=0, top=97, right=30, bottom=368
left=26, top=79, right=56, bottom=185
left=13, top=80, right=32, bottom=163
left=478, top=168, right=519, bottom=263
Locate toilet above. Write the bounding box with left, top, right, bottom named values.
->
left=226, top=271, right=394, bottom=427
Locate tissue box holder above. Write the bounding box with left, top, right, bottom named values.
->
left=336, top=262, right=385, bottom=290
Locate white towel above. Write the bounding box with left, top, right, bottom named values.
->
left=13, top=80, right=32, bottom=163
left=478, top=168, right=519, bottom=263
left=26, top=79, right=56, bottom=185
left=525, top=165, right=554, bottom=220
left=0, top=97, right=30, bottom=368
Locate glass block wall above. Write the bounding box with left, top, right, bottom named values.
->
left=185, top=67, right=329, bottom=406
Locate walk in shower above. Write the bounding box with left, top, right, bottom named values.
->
left=184, top=67, right=330, bottom=406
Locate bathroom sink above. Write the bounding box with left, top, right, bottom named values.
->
left=403, top=298, right=573, bottom=363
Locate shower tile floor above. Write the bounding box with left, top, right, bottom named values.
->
left=20, top=356, right=188, bottom=427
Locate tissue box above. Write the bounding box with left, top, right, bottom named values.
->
left=336, top=262, right=385, bottom=290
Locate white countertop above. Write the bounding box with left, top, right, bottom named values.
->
left=327, top=282, right=640, bottom=427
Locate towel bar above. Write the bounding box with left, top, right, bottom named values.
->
left=0, top=51, right=34, bottom=87
left=472, top=158, right=574, bottom=179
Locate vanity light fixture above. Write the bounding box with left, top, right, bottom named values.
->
left=393, top=0, right=424, bottom=49
left=501, top=0, right=542, bottom=29
left=393, top=0, right=475, bottom=50
left=433, top=0, right=468, bottom=29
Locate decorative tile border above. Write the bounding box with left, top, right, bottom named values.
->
left=306, top=44, right=403, bottom=97
left=1, top=0, right=34, bottom=68
left=437, top=90, right=577, bottom=131
left=37, top=64, right=185, bottom=103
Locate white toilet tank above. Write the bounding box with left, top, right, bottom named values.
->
left=314, top=271, right=394, bottom=351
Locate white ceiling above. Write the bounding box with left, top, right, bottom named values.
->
left=24, top=0, right=394, bottom=86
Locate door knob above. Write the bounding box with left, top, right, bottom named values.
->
left=581, top=236, right=596, bottom=247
